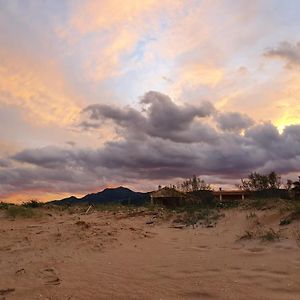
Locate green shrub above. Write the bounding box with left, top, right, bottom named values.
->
left=279, top=203, right=300, bottom=225
left=6, top=206, right=35, bottom=218
left=22, top=200, right=43, bottom=208
left=290, top=203, right=300, bottom=218
left=248, top=198, right=269, bottom=209
left=0, top=202, right=10, bottom=210
left=173, top=205, right=222, bottom=228
left=242, top=198, right=280, bottom=210
left=217, top=199, right=239, bottom=209
left=260, top=228, right=280, bottom=242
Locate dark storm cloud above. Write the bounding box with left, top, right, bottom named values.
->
left=4, top=122, right=300, bottom=192
left=244, top=122, right=280, bottom=148
left=12, top=147, right=75, bottom=168
left=264, top=41, right=300, bottom=68
left=215, top=112, right=254, bottom=132
left=1, top=91, right=300, bottom=196
left=81, top=91, right=217, bottom=143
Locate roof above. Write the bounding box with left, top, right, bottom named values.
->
left=213, top=190, right=246, bottom=195
left=151, top=187, right=185, bottom=198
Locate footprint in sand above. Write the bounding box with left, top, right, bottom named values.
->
left=180, top=291, right=214, bottom=299
left=247, top=247, right=266, bottom=253
left=251, top=267, right=268, bottom=272
left=253, top=268, right=289, bottom=277
left=274, top=244, right=294, bottom=250
left=205, top=268, right=222, bottom=273
left=189, top=245, right=210, bottom=252
left=238, top=267, right=289, bottom=284
left=197, top=245, right=210, bottom=250
left=40, top=268, right=61, bottom=286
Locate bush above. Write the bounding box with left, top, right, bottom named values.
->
left=173, top=205, right=222, bottom=228
left=217, top=199, right=239, bottom=209
left=279, top=202, right=300, bottom=225
left=75, top=220, right=91, bottom=229
left=251, top=189, right=290, bottom=199
left=187, top=190, right=216, bottom=207
left=22, top=200, right=43, bottom=208
left=290, top=202, right=300, bottom=218
left=260, top=228, right=280, bottom=242
left=238, top=230, right=254, bottom=240
left=6, top=206, right=35, bottom=218
left=238, top=227, right=280, bottom=242
left=242, top=198, right=275, bottom=210
left=0, top=202, right=10, bottom=210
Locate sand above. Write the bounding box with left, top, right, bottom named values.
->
left=1, top=207, right=300, bottom=300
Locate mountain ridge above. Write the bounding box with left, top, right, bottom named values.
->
left=48, top=186, right=150, bottom=205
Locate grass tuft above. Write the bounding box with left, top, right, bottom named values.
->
left=260, top=228, right=280, bottom=242
left=75, top=220, right=91, bottom=229
left=246, top=212, right=257, bottom=219
left=238, top=230, right=255, bottom=240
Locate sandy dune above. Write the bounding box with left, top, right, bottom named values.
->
left=1, top=207, right=300, bottom=300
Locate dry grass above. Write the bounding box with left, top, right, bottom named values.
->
left=238, top=228, right=280, bottom=242
left=238, top=230, right=255, bottom=240
left=5, top=206, right=35, bottom=219
left=260, top=228, right=280, bottom=242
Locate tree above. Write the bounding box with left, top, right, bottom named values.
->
left=268, top=171, right=281, bottom=189
left=284, top=179, right=293, bottom=191
left=292, top=176, right=300, bottom=199
left=178, top=175, right=212, bottom=192
left=239, top=171, right=281, bottom=192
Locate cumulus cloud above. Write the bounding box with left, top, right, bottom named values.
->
left=215, top=112, right=254, bottom=132
left=81, top=91, right=217, bottom=143
left=264, top=41, right=300, bottom=68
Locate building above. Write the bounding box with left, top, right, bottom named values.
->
left=150, top=187, right=247, bottom=207
left=213, top=189, right=246, bottom=201
left=150, top=187, right=186, bottom=207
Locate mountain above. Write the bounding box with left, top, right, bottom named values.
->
left=48, top=186, right=150, bottom=206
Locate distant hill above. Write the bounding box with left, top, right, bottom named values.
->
left=48, top=186, right=150, bottom=206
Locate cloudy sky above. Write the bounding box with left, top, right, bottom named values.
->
left=1, top=0, right=300, bottom=202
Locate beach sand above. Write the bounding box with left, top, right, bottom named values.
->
left=1, top=207, right=300, bottom=300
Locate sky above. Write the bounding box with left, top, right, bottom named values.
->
left=0, top=0, right=300, bottom=202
